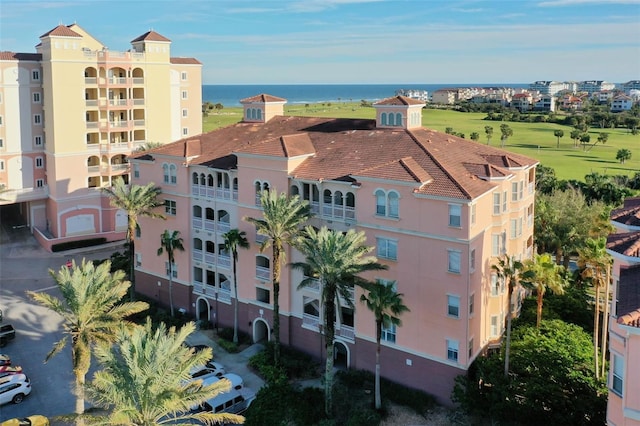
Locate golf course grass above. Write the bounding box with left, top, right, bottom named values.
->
left=203, top=103, right=639, bottom=181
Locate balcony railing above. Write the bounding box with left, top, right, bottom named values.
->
left=193, top=248, right=203, bottom=262
left=111, top=164, right=128, bottom=171
left=204, top=252, right=215, bottom=265
left=132, top=77, right=144, bottom=84
left=133, top=119, right=145, bottom=127
left=86, top=121, right=99, bottom=129
left=84, top=77, right=97, bottom=84
left=217, top=255, right=231, bottom=269
left=108, top=99, right=129, bottom=106
left=204, top=219, right=215, bottom=232
left=303, top=313, right=320, bottom=330
left=256, top=265, right=270, bottom=281
left=303, top=276, right=320, bottom=293
left=133, top=98, right=145, bottom=105
left=85, top=100, right=98, bottom=107
left=192, top=217, right=203, bottom=229
left=191, top=185, right=238, bottom=202
left=218, top=288, right=231, bottom=303
left=87, top=165, right=100, bottom=173
left=109, top=121, right=129, bottom=128
left=337, top=324, right=355, bottom=341
left=216, top=221, right=230, bottom=233
left=321, top=205, right=355, bottom=220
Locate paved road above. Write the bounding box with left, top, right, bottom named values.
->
left=0, top=228, right=123, bottom=422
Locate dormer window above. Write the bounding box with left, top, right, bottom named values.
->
left=381, top=112, right=403, bottom=127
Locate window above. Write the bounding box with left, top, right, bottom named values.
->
left=510, top=219, right=517, bottom=239
left=493, top=192, right=501, bottom=215
left=0, top=116, right=3, bottom=126
left=0, top=138, right=3, bottom=148
left=492, top=232, right=505, bottom=256
left=34, top=136, right=42, bottom=146
left=382, top=322, right=396, bottom=343
left=388, top=192, right=399, bottom=218
left=34, top=114, right=41, bottom=125
left=135, top=226, right=141, bottom=238
left=0, top=160, right=4, bottom=171
left=170, top=164, right=177, bottom=184
left=376, top=237, right=397, bottom=261
left=375, top=190, right=386, bottom=215
left=375, top=189, right=399, bottom=218
left=519, top=180, right=524, bottom=199
left=133, top=163, right=139, bottom=178
left=447, top=339, right=459, bottom=362
left=511, top=182, right=518, bottom=202
left=469, top=293, right=475, bottom=316
left=502, top=191, right=508, bottom=212
left=36, top=179, right=44, bottom=187
left=490, top=274, right=500, bottom=296
left=471, top=204, right=476, bottom=225
left=612, top=353, right=623, bottom=395
left=32, top=70, right=40, bottom=81
left=35, top=157, right=43, bottom=168
left=182, top=108, right=188, bottom=117
left=164, top=200, right=176, bottom=215
left=165, top=261, right=178, bottom=278
left=470, top=249, right=476, bottom=272
left=256, top=287, right=270, bottom=304
left=490, top=315, right=499, bottom=337
left=182, top=127, right=188, bottom=136
left=469, top=338, right=474, bottom=359
left=136, top=253, right=142, bottom=266
left=182, top=90, right=188, bottom=99
left=33, top=92, right=41, bottom=103
left=449, top=204, right=461, bottom=227
left=181, top=71, right=187, bottom=80
left=448, top=250, right=461, bottom=273
left=447, top=295, right=460, bottom=318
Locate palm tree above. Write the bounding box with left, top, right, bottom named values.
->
left=87, top=318, right=244, bottom=426
left=359, top=280, right=409, bottom=410
left=223, top=228, right=250, bottom=344
left=292, top=226, right=387, bottom=416
left=102, top=177, right=165, bottom=300
left=521, top=253, right=566, bottom=328
left=244, top=189, right=311, bottom=365
left=577, top=237, right=612, bottom=379
left=26, top=260, right=148, bottom=421
left=553, top=129, right=564, bottom=148
left=499, top=123, right=513, bottom=148
left=484, top=125, right=493, bottom=145
left=491, top=255, right=524, bottom=378
left=158, top=229, right=185, bottom=317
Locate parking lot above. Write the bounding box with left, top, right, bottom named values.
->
left=0, top=226, right=121, bottom=422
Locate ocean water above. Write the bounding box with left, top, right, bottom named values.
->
left=202, top=84, right=527, bottom=107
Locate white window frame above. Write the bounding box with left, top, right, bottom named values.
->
left=382, top=322, right=396, bottom=343
left=133, top=163, right=140, bottom=178
left=447, top=339, right=459, bottom=362
left=35, top=157, right=44, bottom=168
left=33, top=92, right=41, bottom=103
left=0, top=160, right=4, bottom=171
left=136, top=253, right=142, bottom=267
left=0, top=116, right=3, bottom=126
left=0, top=138, right=3, bottom=148
left=164, top=199, right=177, bottom=216
left=502, top=190, right=508, bottom=212
left=447, top=295, right=460, bottom=318
left=470, top=248, right=476, bottom=272
left=611, top=353, right=623, bottom=396
left=471, top=204, right=476, bottom=225
left=490, top=273, right=499, bottom=297
left=36, top=179, right=44, bottom=187
left=34, top=114, right=42, bottom=125
left=490, top=315, right=499, bottom=337
left=182, top=127, right=188, bottom=136
left=511, top=182, right=518, bottom=202
left=182, top=108, right=188, bottom=117
left=469, top=293, right=475, bottom=316
left=34, top=136, right=42, bottom=146
left=376, top=237, right=397, bottom=261
left=493, top=192, right=501, bottom=215
left=32, top=69, right=40, bottom=81
left=448, top=249, right=461, bottom=274
left=448, top=204, right=461, bottom=228
left=181, top=90, right=188, bottom=99
left=181, top=71, right=187, bottom=81
left=165, top=261, right=178, bottom=278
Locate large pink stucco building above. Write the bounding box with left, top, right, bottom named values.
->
left=607, top=197, right=640, bottom=426
left=131, top=94, right=538, bottom=403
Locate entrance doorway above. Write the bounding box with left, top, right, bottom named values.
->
left=253, top=318, right=270, bottom=343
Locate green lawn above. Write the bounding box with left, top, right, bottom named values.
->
left=202, top=104, right=640, bottom=181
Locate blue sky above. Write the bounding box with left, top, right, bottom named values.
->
left=1, top=0, right=639, bottom=84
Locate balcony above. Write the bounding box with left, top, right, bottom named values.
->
left=193, top=248, right=203, bottom=262
left=192, top=217, right=203, bottom=229
left=303, top=276, right=320, bottom=293
left=108, top=99, right=129, bottom=107
left=336, top=324, right=355, bottom=341
left=256, top=265, right=270, bottom=281
left=85, top=100, right=99, bottom=107
left=84, top=77, right=97, bottom=85
left=111, top=164, right=129, bottom=172
left=132, top=77, right=144, bottom=85
left=218, top=288, right=231, bottom=303
left=0, top=185, right=49, bottom=204
left=87, top=165, right=100, bottom=173
left=204, top=219, right=215, bottom=232
left=216, top=221, right=230, bottom=233
left=204, top=252, right=215, bottom=265
left=217, top=254, right=231, bottom=269
left=86, top=121, right=100, bottom=129
left=109, top=120, right=129, bottom=129
left=132, top=98, right=145, bottom=106
left=303, top=313, right=320, bottom=330
left=133, top=119, right=145, bottom=127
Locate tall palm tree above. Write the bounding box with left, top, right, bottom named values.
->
left=26, top=260, right=148, bottom=421
left=102, top=177, right=165, bottom=300
left=223, top=229, right=250, bottom=344
left=292, top=226, right=387, bottom=416
left=492, top=255, right=524, bottom=378
left=577, top=237, right=612, bottom=379
left=158, top=229, right=185, bottom=317
left=359, top=280, right=409, bottom=410
left=87, top=318, right=244, bottom=426
left=244, top=190, right=310, bottom=365
left=521, top=253, right=566, bottom=328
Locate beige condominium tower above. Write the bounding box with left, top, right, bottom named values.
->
left=0, top=23, right=202, bottom=250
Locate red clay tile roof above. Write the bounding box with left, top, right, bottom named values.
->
left=607, top=231, right=640, bottom=257
left=0, top=52, right=42, bottom=61
left=611, top=203, right=640, bottom=227
left=170, top=57, right=201, bottom=65
left=374, top=96, right=425, bottom=106
left=130, top=113, right=538, bottom=200
left=240, top=94, right=287, bottom=103
left=623, top=197, right=640, bottom=208
left=40, top=24, right=82, bottom=38
left=131, top=31, right=171, bottom=43
left=618, top=308, right=640, bottom=327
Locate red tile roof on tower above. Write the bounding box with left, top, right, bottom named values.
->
left=240, top=94, right=287, bottom=103
left=170, top=57, right=201, bottom=65
left=0, top=52, right=42, bottom=61
left=130, top=96, right=538, bottom=200
left=40, top=24, right=82, bottom=38
left=374, top=96, right=425, bottom=106
left=131, top=31, right=171, bottom=43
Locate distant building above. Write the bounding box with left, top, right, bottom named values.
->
left=431, top=89, right=458, bottom=104
left=533, top=95, right=556, bottom=112
left=607, top=197, right=640, bottom=426
left=577, top=80, right=615, bottom=95
left=510, top=93, right=533, bottom=112
left=529, top=81, right=566, bottom=96
left=611, top=94, right=634, bottom=112
left=621, top=80, right=640, bottom=94
left=0, top=23, right=202, bottom=250
left=395, top=89, right=429, bottom=102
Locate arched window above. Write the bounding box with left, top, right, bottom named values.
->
left=388, top=114, right=395, bottom=126
left=395, top=113, right=402, bottom=126
left=206, top=208, right=215, bottom=221
left=381, top=113, right=387, bottom=126
left=162, top=163, right=169, bottom=183
left=193, top=238, right=203, bottom=251
left=388, top=191, right=399, bottom=218
left=192, top=172, right=199, bottom=185
left=206, top=240, right=216, bottom=254
left=257, top=109, right=262, bottom=120
left=169, top=164, right=177, bottom=184
left=345, top=192, right=355, bottom=208
left=291, top=185, right=300, bottom=197
left=375, top=189, right=386, bottom=215
left=207, top=174, right=214, bottom=187
left=193, top=205, right=202, bottom=218
left=200, top=173, right=206, bottom=185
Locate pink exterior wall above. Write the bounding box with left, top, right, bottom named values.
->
left=608, top=321, right=640, bottom=426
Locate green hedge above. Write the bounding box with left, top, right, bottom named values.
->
left=51, top=237, right=108, bottom=252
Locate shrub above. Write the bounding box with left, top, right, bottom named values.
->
left=52, top=237, right=107, bottom=252
left=249, top=342, right=319, bottom=381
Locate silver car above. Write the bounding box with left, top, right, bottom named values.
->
left=0, top=374, right=31, bottom=405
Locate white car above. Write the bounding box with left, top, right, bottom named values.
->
left=0, top=374, right=31, bottom=405
left=190, top=361, right=226, bottom=379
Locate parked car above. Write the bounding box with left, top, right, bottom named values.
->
left=0, top=374, right=31, bottom=405
left=0, top=324, right=15, bottom=347
left=200, top=386, right=256, bottom=415
left=0, top=369, right=24, bottom=380
left=0, top=366, right=23, bottom=375
left=190, top=361, right=226, bottom=379
left=1, top=416, right=49, bottom=426
left=0, top=354, right=10, bottom=367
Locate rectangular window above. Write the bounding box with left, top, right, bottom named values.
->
left=491, top=274, right=499, bottom=296
left=34, top=114, right=41, bottom=125
left=517, top=217, right=523, bottom=237
left=35, top=157, right=43, bottom=168
left=447, top=295, right=460, bottom=318
left=382, top=323, right=396, bottom=343
left=33, top=92, right=41, bottom=103
left=0, top=160, right=4, bottom=171
left=492, top=234, right=500, bottom=256
left=447, top=339, right=459, bottom=362
left=470, top=249, right=476, bottom=272
left=32, top=70, right=40, bottom=81
left=164, top=200, right=176, bottom=216
left=182, top=128, right=188, bottom=136
left=0, top=116, right=3, bottom=126
left=490, top=315, right=499, bottom=337
left=256, top=287, right=270, bottom=304
left=133, top=163, right=140, bottom=178
left=182, top=108, right=188, bottom=117
left=34, top=136, right=42, bottom=146
left=448, top=250, right=461, bottom=273
left=493, top=192, right=501, bottom=215
left=181, top=71, right=187, bottom=80
left=519, top=181, right=524, bottom=199
left=165, top=261, right=178, bottom=278
left=182, top=90, right=188, bottom=99
left=0, top=138, right=3, bottom=148
left=136, top=253, right=142, bottom=267
left=471, top=204, right=476, bottom=225
left=469, top=293, right=475, bottom=316
left=36, top=179, right=44, bottom=187
left=449, top=204, right=461, bottom=227
left=376, top=237, right=397, bottom=261
left=135, top=226, right=141, bottom=238
left=469, top=338, right=474, bottom=359
left=612, top=353, right=623, bottom=395
left=510, top=219, right=517, bottom=239
left=512, top=182, right=518, bottom=202
left=502, top=191, right=508, bottom=212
